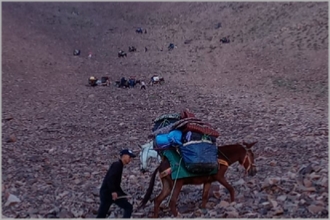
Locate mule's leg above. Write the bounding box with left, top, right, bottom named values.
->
left=153, top=177, right=172, bottom=218
left=217, top=167, right=235, bottom=202
left=169, top=180, right=184, bottom=217
left=201, top=182, right=211, bottom=208
left=218, top=177, right=235, bottom=202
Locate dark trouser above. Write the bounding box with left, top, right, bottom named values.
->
left=96, top=196, right=133, bottom=218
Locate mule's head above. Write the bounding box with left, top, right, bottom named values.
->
left=241, top=141, right=258, bottom=176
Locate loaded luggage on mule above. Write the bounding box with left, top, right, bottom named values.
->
left=149, top=109, right=220, bottom=174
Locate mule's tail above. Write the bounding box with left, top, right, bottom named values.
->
left=137, top=166, right=159, bottom=210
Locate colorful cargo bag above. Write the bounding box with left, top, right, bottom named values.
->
left=179, top=140, right=218, bottom=174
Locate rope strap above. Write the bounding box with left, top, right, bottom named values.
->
left=167, top=158, right=182, bottom=206
left=160, top=168, right=172, bottom=178
left=217, top=159, right=229, bottom=167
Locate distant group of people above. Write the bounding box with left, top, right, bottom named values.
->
left=89, top=76, right=146, bottom=89
left=116, top=77, right=146, bottom=89
left=136, top=27, right=147, bottom=34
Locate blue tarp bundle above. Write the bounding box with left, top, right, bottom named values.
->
left=155, top=130, right=183, bottom=148
left=179, top=140, right=218, bottom=174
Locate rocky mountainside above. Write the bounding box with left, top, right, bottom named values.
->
left=2, top=2, right=328, bottom=218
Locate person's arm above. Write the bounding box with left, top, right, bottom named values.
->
left=105, top=162, right=120, bottom=194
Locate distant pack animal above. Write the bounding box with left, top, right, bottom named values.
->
left=220, top=37, right=230, bottom=43
left=215, top=22, right=222, bottom=29
left=115, top=80, right=127, bottom=88
left=99, top=76, right=110, bottom=86
left=149, top=75, right=165, bottom=85
left=129, top=46, right=137, bottom=52
left=118, top=50, right=127, bottom=58
left=88, top=76, right=98, bottom=87
left=168, top=43, right=175, bottom=50
left=73, top=49, right=81, bottom=56
left=136, top=28, right=143, bottom=34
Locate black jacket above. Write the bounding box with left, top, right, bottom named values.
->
left=100, top=160, right=126, bottom=198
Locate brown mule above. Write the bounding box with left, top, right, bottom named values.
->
left=137, top=141, right=258, bottom=217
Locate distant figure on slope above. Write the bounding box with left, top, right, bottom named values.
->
left=140, top=81, right=146, bottom=90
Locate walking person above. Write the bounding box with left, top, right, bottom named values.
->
left=96, top=149, right=136, bottom=218
left=140, top=81, right=146, bottom=90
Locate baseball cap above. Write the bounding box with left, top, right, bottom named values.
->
left=120, top=149, right=136, bottom=158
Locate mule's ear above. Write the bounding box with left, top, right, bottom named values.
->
left=247, top=141, right=258, bottom=148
